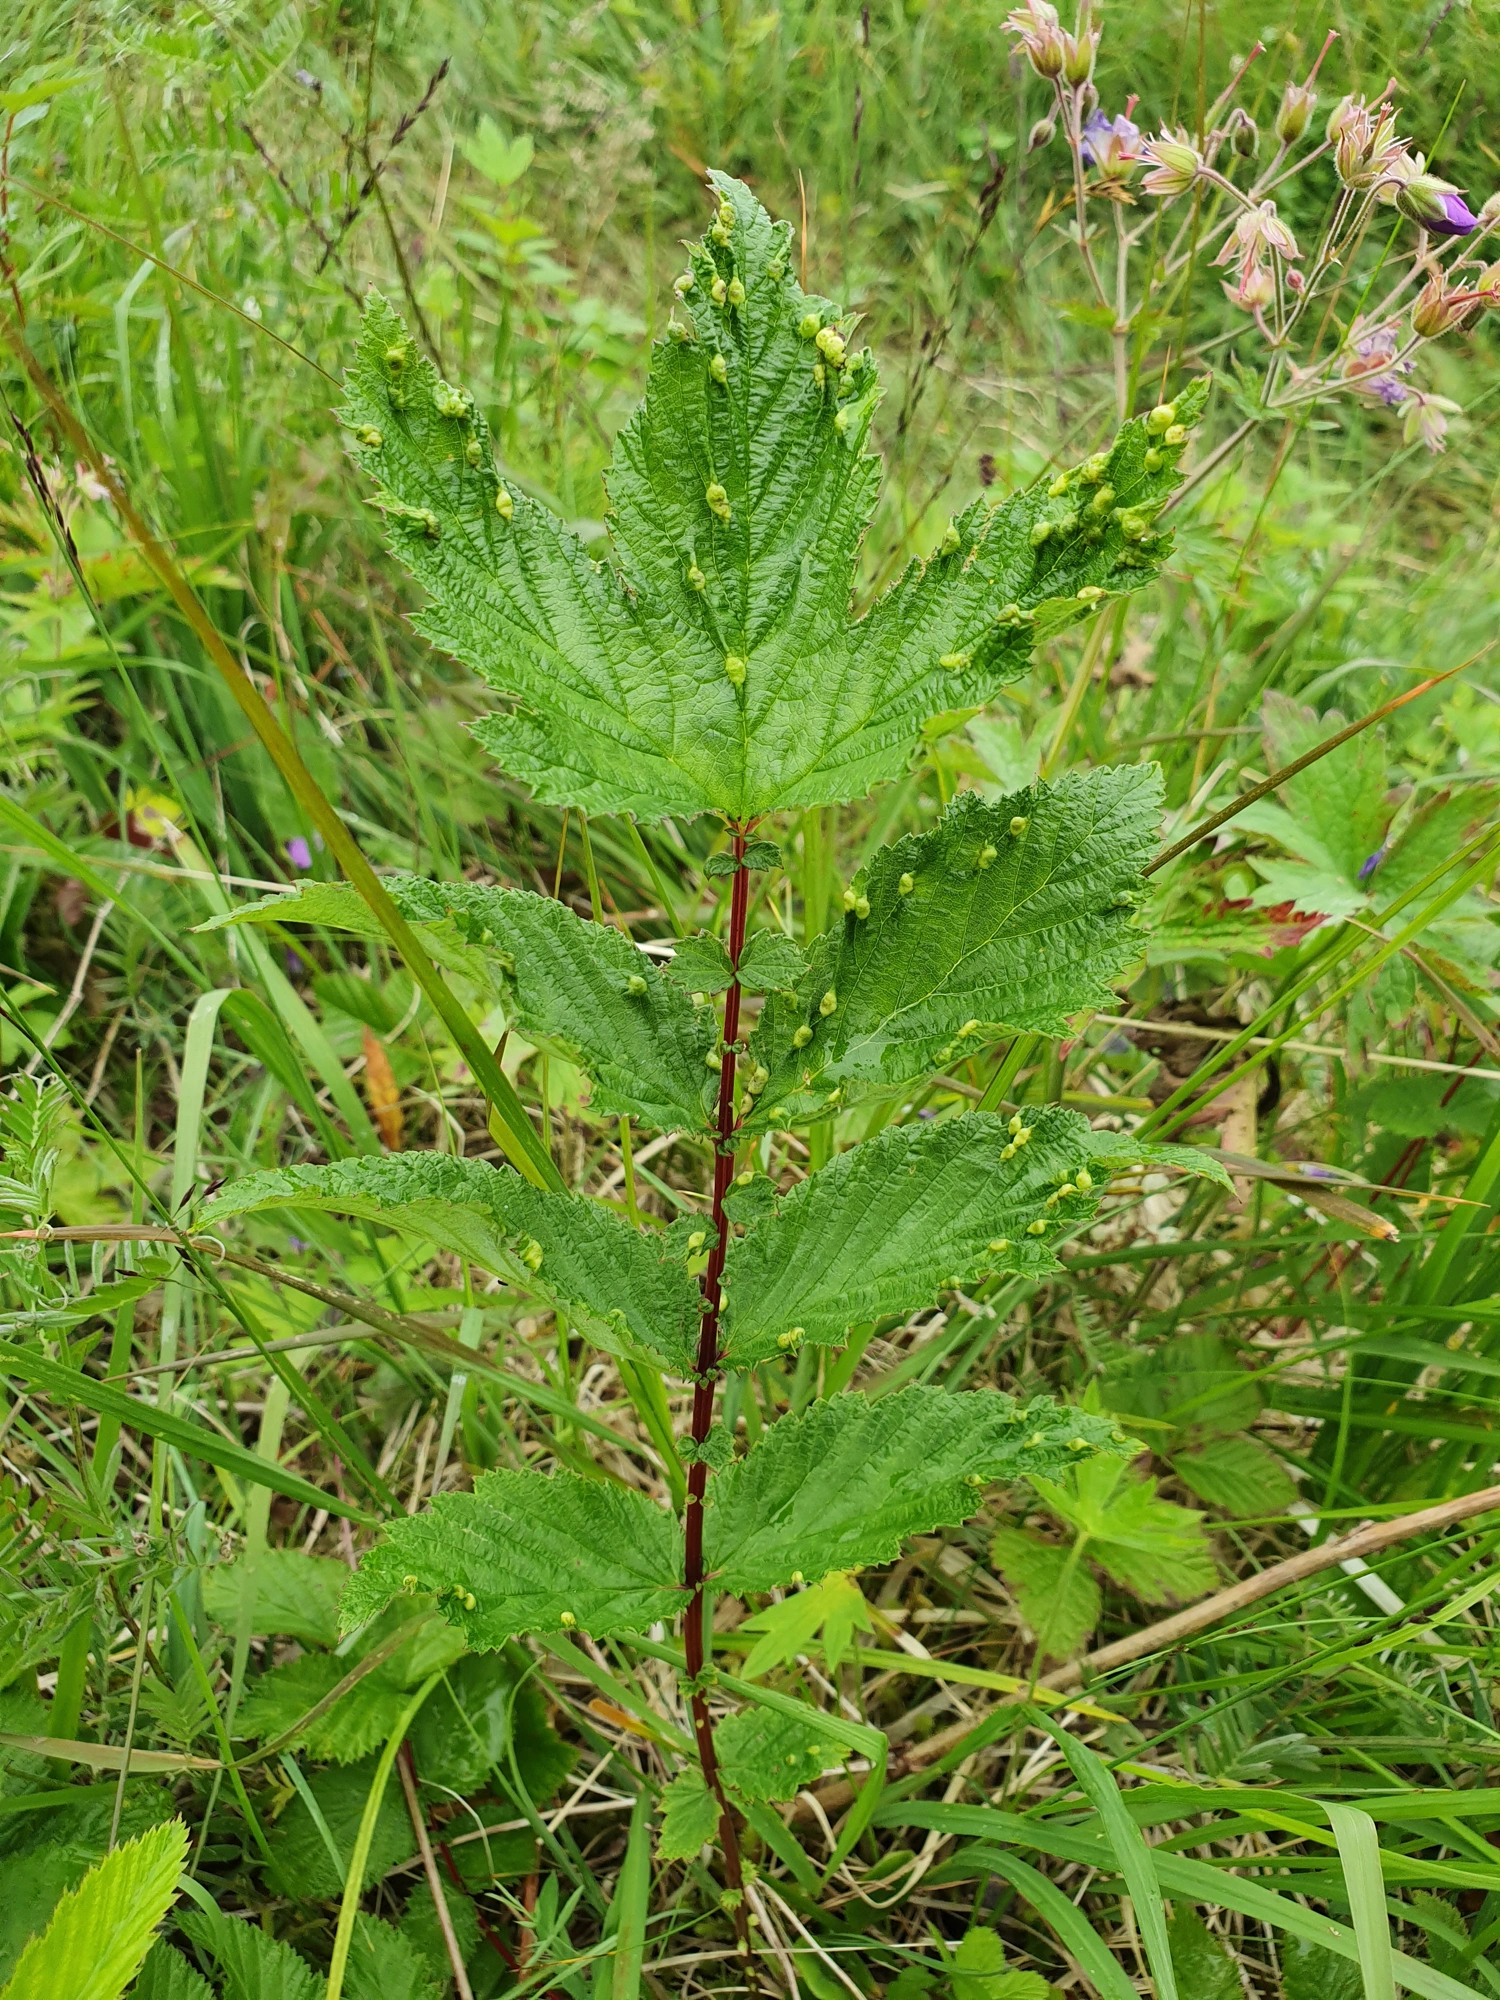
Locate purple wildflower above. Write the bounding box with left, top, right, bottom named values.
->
left=286, top=835, right=313, bottom=870
left=1357, top=846, right=1387, bottom=881
left=1345, top=329, right=1413, bottom=408
left=1394, top=173, right=1479, bottom=237
left=1081, top=109, right=1141, bottom=169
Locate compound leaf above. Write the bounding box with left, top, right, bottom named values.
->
left=342, top=178, right=1203, bottom=820
left=747, top=769, right=1162, bottom=1128
left=179, top=1906, right=321, bottom=2000
left=204, top=877, right=716, bottom=1132
left=1173, top=1434, right=1296, bottom=1517
left=737, top=1571, right=873, bottom=1678
left=0, top=1817, right=187, bottom=2000
left=1032, top=1458, right=1217, bottom=1604
left=719, top=1108, right=1106, bottom=1367
left=716, top=1702, right=837, bottom=1803
left=704, top=1385, right=1132, bottom=1594
left=341, top=1469, right=684, bottom=1646
left=657, top=1768, right=722, bottom=1861
left=205, top=1154, right=703, bottom=1374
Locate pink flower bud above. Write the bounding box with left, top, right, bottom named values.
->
left=1140, top=132, right=1202, bottom=198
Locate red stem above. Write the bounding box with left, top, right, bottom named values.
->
left=683, top=824, right=752, bottom=1945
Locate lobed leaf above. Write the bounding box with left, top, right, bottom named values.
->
left=714, top=1702, right=838, bottom=1802
left=341, top=178, right=1204, bottom=820
left=704, top=1385, right=1132, bottom=1594
left=719, top=1108, right=1109, bottom=1367
left=657, top=1768, right=721, bottom=1861
left=341, top=1468, right=684, bottom=1646
left=746, top=769, right=1163, bottom=1128
left=205, top=1154, right=703, bottom=1374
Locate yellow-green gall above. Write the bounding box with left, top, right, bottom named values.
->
left=826, top=1086, right=842, bottom=1103
left=815, top=325, right=845, bottom=365
left=1075, top=1168, right=1093, bottom=1192
left=1008, top=1112, right=1024, bottom=1135
left=711, top=222, right=731, bottom=246
left=819, top=989, right=838, bottom=1017
left=1163, top=424, right=1189, bottom=447
left=1143, top=448, right=1164, bottom=472
left=560, top=1610, right=577, bottom=1627
left=1079, top=451, right=1110, bottom=482
left=356, top=426, right=383, bottom=449
left=940, top=651, right=972, bottom=671
left=402, top=1573, right=420, bottom=1591
left=727, top=276, right=746, bottom=308
left=495, top=486, right=514, bottom=521
left=626, top=974, right=648, bottom=996
left=1014, top=1125, right=1032, bottom=1146
left=705, top=1049, right=723, bottom=1070
left=1048, top=471, right=1071, bottom=497
left=1010, top=816, right=1028, bottom=837
left=1068, top=1436, right=1090, bottom=1451
left=705, top=482, right=731, bottom=521
left=433, top=382, right=467, bottom=418
left=465, top=437, right=483, bottom=466
left=710, top=275, right=727, bottom=305
left=687, top=1230, right=706, bottom=1251
left=384, top=343, right=408, bottom=370
left=941, top=523, right=961, bottom=555
left=710, top=353, right=728, bottom=384
left=958, top=1019, right=979, bottom=1037
left=812, top=361, right=826, bottom=389
left=977, top=844, right=997, bottom=869
left=724, top=653, right=747, bottom=686
left=1027, top=1219, right=1047, bottom=1236
left=687, top=563, right=706, bottom=590
left=1146, top=402, right=1177, bottom=434
left=898, top=872, right=915, bottom=895
left=736, top=1167, right=755, bottom=1185
left=1029, top=520, right=1053, bottom=547
left=778, top=1326, right=805, bottom=1349
left=792, top=1024, right=813, bottom=1048
left=1088, top=484, right=1115, bottom=515
left=987, top=1237, right=1010, bottom=1254
left=746, top=1063, right=769, bottom=1094
left=1076, top=584, right=1105, bottom=603
left=674, top=270, right=695, bottom=295
left=522, top=1238, right=544, bottom=1272
left=798, top=312, right=821, bottom=339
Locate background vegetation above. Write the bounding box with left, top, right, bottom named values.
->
left=3, top=0, right=1500, bottom=1995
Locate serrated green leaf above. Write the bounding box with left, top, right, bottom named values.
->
left=948, top=1925, right=1051, bottom=2000
left=0, top=1818, right=186, bottom=2000
left=987, top=1531, right=1101, bottom=1660
left=203, top=876, right=716, bottom=1131
left=715, top=1702, right=836, bottom=1802
left=1031, top=1458, right=1217, bottom=1604
left=719, top=1109, right=1105, bottom=1367
left=341, top=181, right=1202, bottom=820
left=409, top=1653, right=575, bottom=1799
left=657, top=1767, right=721, bottom=1860
left=1280, top=1936, right=1365, bottom=2000
left=399, top=1882, right=481, bottom=1989
left=132, top=1944, right=215, bottom=2000
left=265, top=1756, right=410, bottom=1903
left=201, top=1548, right=347, bottom=1647
left=205, top=1154, right=702, bottom=1373
left=1172, top=1434, right=1296, bottom=1516
left=178, top=1905, right=323, bottom=2000
left=1165, top=1909, right=1241, bottom=2000
left=738, top=1571, right=873, bottom=1678
left=343, top=1914, right=442, bottom=2000
left=705, top=1385, right=1132, bottom=1593
left=342, top=1468, right=683, bottom=1645
left=746, top=770, right=1161, bottom=1127
left=664, top=931, right=736, bottom=993
left=236, top=1652, right=409, bottom=1765
left=735, top=929, right=809, bottom=991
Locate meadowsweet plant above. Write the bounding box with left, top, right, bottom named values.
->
left=203, top=174, right=1227, bottom=1930
left=1008, top=2, right=1500, bottom=454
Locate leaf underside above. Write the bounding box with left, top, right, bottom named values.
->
left=341, top=175, right=1204, bottom=819
left=204, top=1153, right=703, bottom=1374
left=340, top=1469, right=684, bottom=1647
left=746, top=767, right=1163, bottom=1128
left=704, top=1384, right=1134, bottom=1594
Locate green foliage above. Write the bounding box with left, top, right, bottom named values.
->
left=657, top=1767, right=722, bottom=1861
left=341, top=1468, right=683, bottom=1644
left=991, top=1458, right=1215, bottom=1659
left=342, top=1915, right=443, bottom=2000
left=737, top=1571, right=874, bottom=1677
left=1101, top=1335, right=1295, bottom=1517
left=178, top=1905, right=322, bottom=2000
left=1280, top=1935, right=1365, bottom=2000
left=721, top=1109, right=1121, bottom=1366
left=206, top=1154, right=703, bottom=1372
left=200, top=1549, right=347, bottom=1648
left=713, top=1702, right=837, bottom=1802
left=947, top=1926, right=1050, bottom=2000
left=0, top=1076, right=67, bottom=1223
left=342, top=180, right=1197, bottom=821
left=746, top=770, right=1162, bottom=1127
left=398, top=1884, right=480, bottom=1989
left=266, top=1756, right=411, bottom=1903
left=706, top=1386, right=1134, bottom=1593
left=410, top=1651, right=575, bottom=1799
left=0, top=1818, right=186, bottom=2000
left=236, top=1649, right=409, bottom=1764
left=131, top=1946, right=215, bottom=2000
left=1164, top=1909, right=1241, bottom=2000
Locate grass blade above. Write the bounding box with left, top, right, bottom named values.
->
left=1328, top=1804, right=1397, bottom=2000
left=609, top=1792, right=653, bottom=2000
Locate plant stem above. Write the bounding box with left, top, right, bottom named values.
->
left=683, top=823, right=751, bottom=1951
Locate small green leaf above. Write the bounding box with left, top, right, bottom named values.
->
left=236, top=1652, right=409, bottom=1765
left=206, top=1154, right=702, bottom=1374
left=132, top=1944, right=215, bottom=2000
left=1172, top=1435, right=1296, bottom=1517
left=740, top=841, right=784, bottom=872
left=716, top=1702, right=835, bottom=1802
left=737, top=1571, right=874, bottom=1678
left=1166, top=1909, right=1241, bottom=2000
left=657, top=1768, right=721, bottom=1860
left=706, top=1386, right=1131, bottom=1593
left=0, top=1819, right=186, bottom=2000
left=179, top=1904, right=322, bottom=2000
left=735, top=929, right=809, bottom=992
left=343, top=1914, right=443, bottom=2000
left=342, top=1468, right=684, bottom=1645
left=747, top=769, right=1162, bottom=1127
left=463, top=117, right=534, bottom=186
left=1032, top=1458, right=1216, bottom=1605
left=720, top=1109, right=1107, bottom=1367
left=201, top=1549, right=347, bottom=1647
left=1280, top=1937, right=1364, bottom=2000
left=948, top=1925, right=1051, bottom=2000
left=399, top=1883, right=480, bottom=1988
left=665, top=931, right=736, bottom=993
